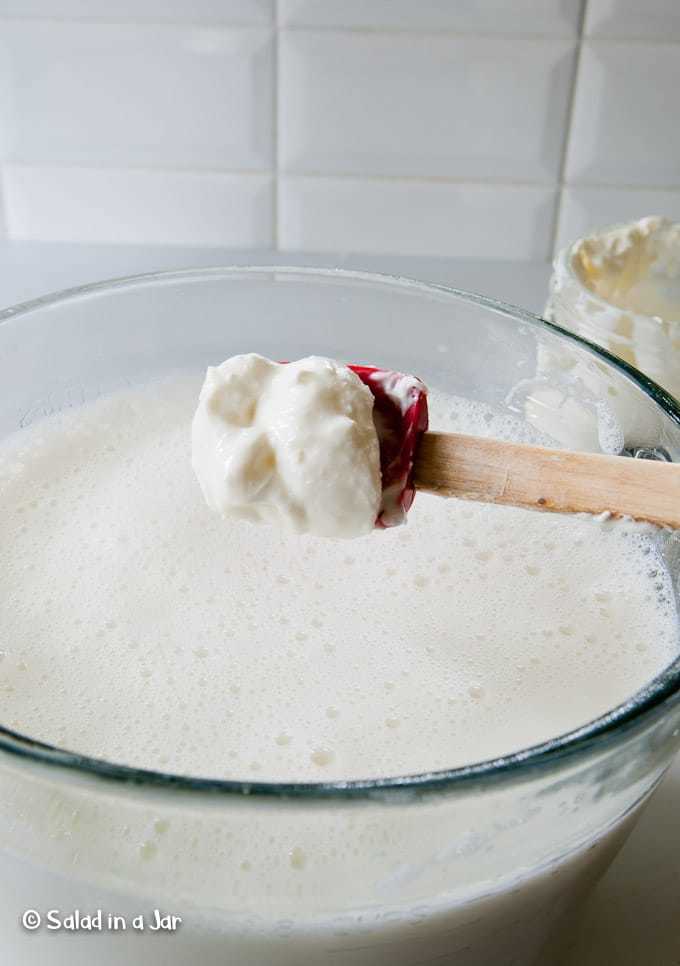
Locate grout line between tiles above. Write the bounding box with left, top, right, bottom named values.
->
left=272, top=0, right=279, bottom=249
left=1, top=16, right=677, bottom=46
left=548, top=0, right=588, bottom=259
left=283, top=25, right=680, bottom=46
left=0, top=16, right=274, bottom=29
left=559, top=181, right=680, bottom=192
left=0, top=161, right=551, bottom=188
left=4, top=159, right=679, bottom=195
left=580, top=34, right=680, bottom=47
left=0, top=16, right=602, bottom=42
left=2, top=161, right=275, bottom=177
left=0, top=166, right=9, bottom=239
left=273, top=171, right=556, bottom=188
left=238, top=23, right=584, bottom=42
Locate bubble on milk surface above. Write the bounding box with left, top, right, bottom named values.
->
left=0, top=377, right=677, bottom=784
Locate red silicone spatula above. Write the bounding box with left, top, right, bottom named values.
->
left=352, top=365, right=680, bottom=531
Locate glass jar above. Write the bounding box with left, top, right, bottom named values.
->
left=546, top=221, right=680, bottom=403
left=1, top=267, right=680, bottom=966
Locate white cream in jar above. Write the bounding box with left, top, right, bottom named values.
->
left=546, top=216, right=680, bottom=398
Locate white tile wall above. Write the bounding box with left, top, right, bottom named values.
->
left=280, top=176, right=555, bottom=259
left=566, top=41, right=680, bottom=186
left=3, top=165, right=274, bottom=245
left=555, top=186, right=680, bottom=250
left=280, top=32, right=575, bottom=180
left=586, top=0, right=680, bottom=41
left=280, top=0, right=581, bottom=35
left=0, top=0, right=677, bottom=258
left=0, top=22, right=274, bottom=169
left=0, top=1, right=274, bottom=23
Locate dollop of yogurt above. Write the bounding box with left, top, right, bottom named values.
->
left=192, top=354, right=381, bottom=538
left=571, top=215, right=680, bottom=321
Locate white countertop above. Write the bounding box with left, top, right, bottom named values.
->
left=1, top=241, right=678, bottom=965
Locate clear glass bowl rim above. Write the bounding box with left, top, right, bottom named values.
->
left=2, top=263, right=680, bottom=801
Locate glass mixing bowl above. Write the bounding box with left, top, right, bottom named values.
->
left=1, top=267, right=680, bottom=966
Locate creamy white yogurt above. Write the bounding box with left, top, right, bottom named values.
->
left=571, top=216, right=680, bottom=322
left=192, top=354, right=381, bottom=539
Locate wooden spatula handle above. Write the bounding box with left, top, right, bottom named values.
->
left=413, top=431, right=680, bottom=529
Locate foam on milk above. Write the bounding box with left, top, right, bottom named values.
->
left=0, top=374, right=677, bottom=782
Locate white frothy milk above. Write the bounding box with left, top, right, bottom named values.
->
left=0, top=373, right=677, bottom=966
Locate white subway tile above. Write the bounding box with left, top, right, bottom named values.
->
left=566, top=42, right=680, bottom=186
left=0, top=22, right=273, bottom=169
left=280, top=0, right=581, bottom=34
left=586, top=0, right=680, bottom=40
left=280, top=31, right=575, bottom=180
left=279, top=175, right=556, bottom=259
left=555, top=187, right=680, bottom=252
left=0, top=1, right=273, bottom=22
left=3, top=165, right=274, bottom=246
